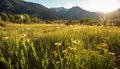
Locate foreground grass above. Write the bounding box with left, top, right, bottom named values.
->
left=0, top=23, right=120, bottom=69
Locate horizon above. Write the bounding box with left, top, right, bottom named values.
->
left=23, top=0, right=120, bottom=13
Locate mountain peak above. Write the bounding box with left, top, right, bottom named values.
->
left=50, top=6, right=99, bottom=20
left=70, top=6, right=84, bottom=11
left=50, top=7, right=68, bottom=12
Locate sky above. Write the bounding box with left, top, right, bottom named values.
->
left=24, top=0, right=120, bottom=13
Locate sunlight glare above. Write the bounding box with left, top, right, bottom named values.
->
left=83, top=0, right=119, bottom=13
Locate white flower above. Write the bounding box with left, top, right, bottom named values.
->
left=54, top=42, right=62, bottom=46
left=2, top=37, right=9, bottom=40
left=73, top=40, right=80, bottom=44
left=25, top=38, right=30, bottom=42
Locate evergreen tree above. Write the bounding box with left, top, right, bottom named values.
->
left=8, top=14, right=15, bottom=22
left=1, top=12, right=9, bottom=21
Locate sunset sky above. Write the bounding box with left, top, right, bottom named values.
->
left=24, top=0, right=120, bottom=13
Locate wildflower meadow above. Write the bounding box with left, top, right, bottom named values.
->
left=0, top=24, right=120, bottom=69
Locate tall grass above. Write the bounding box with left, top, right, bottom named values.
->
left=0, top=24, right=120, bottom=69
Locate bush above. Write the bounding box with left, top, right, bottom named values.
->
left=110, top=19, right=120, bottom=26
left=0, top=21, right=6, bottom=27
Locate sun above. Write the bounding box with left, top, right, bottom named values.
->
left=83, top=0, right=119, bottom=13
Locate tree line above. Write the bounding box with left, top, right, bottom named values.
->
left=0, top=12, right=43, bottom=24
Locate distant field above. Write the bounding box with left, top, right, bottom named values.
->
left=0, top=23, right=120, bottom=69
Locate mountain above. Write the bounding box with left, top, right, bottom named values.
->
left=50, top=6, right=100, bottom=20
left=0, top=0, right=100, bottom=20
left=51, top=7, right=68, bottom=13
left=0, top=0, right=60, bottom=20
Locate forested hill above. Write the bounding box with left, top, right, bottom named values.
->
left=0, top=0, right=60, bottom=20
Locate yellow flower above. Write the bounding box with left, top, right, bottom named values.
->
left=108, top=52, right=115, bottom=55
left=25, top=38, right=30, bottom=42
left=83, top=49, right=87, bottom=52
left=54, top=42, right=61, bottom=46
left=53, top=51, right=58, bottom=57
left=53, top=51, right=57, bottom=54
left=67, top=46, right=77, bottom=51
left=73, top=40, right=80, bottom=44
left=56, top=61, right=60, bottom=64
left=2, top=37, right=9, bottom=40
left=105, top=37, right=109, bottom=40
left=96, top=46, right=102, bottom=50
left=96, top=43, right=109, bottom=49
left=20, top=34, right=27, bottom=38
left=100, top=43, right=109, bottom=49
left=62, top=49, right=68, bottom=53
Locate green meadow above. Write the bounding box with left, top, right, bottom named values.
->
left=0, top=23, right=120, bottom=69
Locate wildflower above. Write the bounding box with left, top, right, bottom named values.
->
left=96, top=43, right=109, bottom=50
left=53, top=51, right=58, bottom=57
left=100, top=43, right=109, bottom=49
left=73, top=40, right=80, bottom=44
left=54, top=42, right=62, bottom=47
left=20, top=34, right=27, bottom=38
left=64, top=56, right=70, bottom=60
left=25, top=38, right=30, bottom=42
left=62, top=49, right=68, bottom=53
left=56, top=61, right=60, bottom=64
left=105, top=37, right=109, bottom=40
left=67, top=46, right=77, bottom=51
left=73, top=48, right=77, bottom=50
left=70, top=47, right=77, bottom=51
left=68, top=46, right=72, bottom=49
left=2, top=37, right=9, bottom=40
left=96, top=46, right=102, bottom=50
left=66, top=62, right=69, bottom=65
left=108, top=52, right=115, bottom=56
left=83, top=49, right=87, bottom=52
left=53, top=51, right=57, bottom=54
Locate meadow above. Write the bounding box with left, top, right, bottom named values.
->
left=0, top=23, right=120, bottom=69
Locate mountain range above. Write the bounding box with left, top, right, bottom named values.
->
left=50, top=6, right=101, bottom=20
left=0, top=0, right=119, bottom=20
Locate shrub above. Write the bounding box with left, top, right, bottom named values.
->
left=0, top=21, right=6, bottom=27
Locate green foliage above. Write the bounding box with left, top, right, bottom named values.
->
left=65, top=19, right=78, bottom=25
left=8, top=14, right=15, bottom=22
left=66, top=19, right=73, bottom=25
left=0, top=21, right=6, bottom=27
left=110, top=19, right=120, bottom=26
left=31, top=17, right=40, bottom=23
left=23, top=14, right=31, bottom=23
left=0, top=13, right=43, bottom=24
left=1, top=12, right=9, bottom=21
left=80, top=18, right=96, bottom=25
